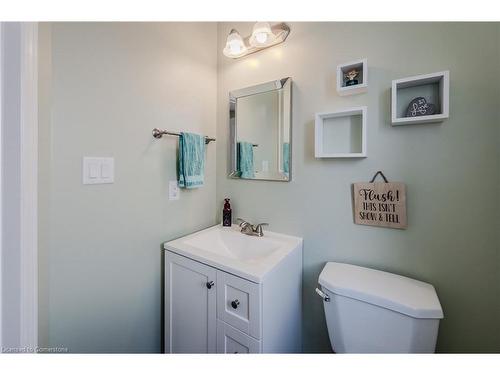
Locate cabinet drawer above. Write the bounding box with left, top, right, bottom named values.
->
left=217, top=320, right=261, bottom=354
left=217, top=271, right=261, bottom=339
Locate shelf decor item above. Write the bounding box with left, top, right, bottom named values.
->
left=391, top=70, right=449, bottom=125
left=352, top=171, right=407, bottom=229
left=344, top=68, right=359, bottom=87
left=336, top=58, right=367, bottom=96
left=405, top=97, right=436, bottom=117
left=314, top=106, right=367, bottom=158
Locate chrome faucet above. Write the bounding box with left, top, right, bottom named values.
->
left=236, top=218, right=269, bottom=237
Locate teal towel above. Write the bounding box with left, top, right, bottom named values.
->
left=282, top=142, right=290, bottom=175
left=178, top=132, right=206, bottom=189
left=238, top=142, right=255, bottom=179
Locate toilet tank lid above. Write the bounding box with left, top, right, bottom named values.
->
left=318, top=262, right=443, bottom=319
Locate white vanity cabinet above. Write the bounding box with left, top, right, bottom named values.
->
left=164, top=226, right=302, bottom=354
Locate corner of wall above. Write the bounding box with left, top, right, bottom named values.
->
left=37, top=21, right=52, bottom=349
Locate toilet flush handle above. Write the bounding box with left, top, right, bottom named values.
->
left=315, top=287, right=330, bottom=302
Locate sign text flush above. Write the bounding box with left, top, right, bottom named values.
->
left=353, top=181, right=407, bottom=229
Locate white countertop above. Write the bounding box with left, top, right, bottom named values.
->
left=163, top=224, right=303, bottom=283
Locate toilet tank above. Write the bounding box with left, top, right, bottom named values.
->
left=318, top=262, right=444, bottom=353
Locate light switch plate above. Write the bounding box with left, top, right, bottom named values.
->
left=83, top=157, right=114, bottom=184
left=169, top=180, right=180, bottom=201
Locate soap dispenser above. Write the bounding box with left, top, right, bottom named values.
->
left=222, top=198, right=232, bottom=227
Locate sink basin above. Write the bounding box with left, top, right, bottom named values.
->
left=163, top=225, right=302, bottom=282
left=184, top=227, right=281, bottom=262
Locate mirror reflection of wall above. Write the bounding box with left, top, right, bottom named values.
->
left=230, top=78, right=292, bottom=181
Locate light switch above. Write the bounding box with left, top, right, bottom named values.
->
left=89, top=163, right=99, bottom=179
left=101, top=163, right=110, bottom=178
left=99, top=158, right=114, bottom=183
left=169, top=180, right=180, bottom=201
left=83, top=157, right=114, bottom=185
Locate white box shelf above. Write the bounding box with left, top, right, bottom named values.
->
left=391, top=70, right=449, bottom=125
left=337, top=58, right=368, bottom=96
left=315, top=107, right=367, bottom=158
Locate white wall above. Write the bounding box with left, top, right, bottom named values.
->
left=0, top=21, right=2, bottom=349
left=1, top=22, right=22, bottom=349
left=38, top=22, right=217, bottom=353
left=216, top=22, right=500, bottom=353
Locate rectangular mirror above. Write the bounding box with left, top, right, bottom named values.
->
left=229, top=77, right=292, bottom=181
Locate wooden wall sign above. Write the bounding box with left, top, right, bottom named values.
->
left=353, top=171, right=407, bottom=229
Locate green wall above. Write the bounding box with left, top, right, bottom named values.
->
left=38, top=22, right=499, bottom=353
left=38, top=22, right=218, bottom=352
left=216, top=22, right=500, bottom=353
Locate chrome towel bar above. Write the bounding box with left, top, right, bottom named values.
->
left=152, top=128, right=216, bottom=144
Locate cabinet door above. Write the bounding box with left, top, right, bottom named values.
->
left=217, top=320, right=261, bottom=354
left=165, top=251, right=217, bottom=353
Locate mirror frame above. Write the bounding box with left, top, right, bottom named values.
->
left=228, top=77, right=292, bottom=182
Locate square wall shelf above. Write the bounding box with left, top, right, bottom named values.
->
left=337, top=58, right=368, bottom=96
left=315, top=106, right=367, bottom=158
left=391, top=70, right=449, bottom=125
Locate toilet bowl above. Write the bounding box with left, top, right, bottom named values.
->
left=316, top=262, right=444, bottom=353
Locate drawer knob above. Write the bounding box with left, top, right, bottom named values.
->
left=231, top=299, right=240, bottom=309
left=206, top=281, right=215, bottom=289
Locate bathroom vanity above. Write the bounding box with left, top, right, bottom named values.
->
left=163, top=225, right=303, bottom=353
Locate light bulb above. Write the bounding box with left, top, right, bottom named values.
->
left=249, top=22, right=275, bottom=47
left=229, top=40, right=242, bottom=54
left=255, top=32, right=268, bottom=44
left=223, top=29, right=247, bottom=58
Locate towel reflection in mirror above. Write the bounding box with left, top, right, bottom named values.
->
left=237, top=141, right=255, bottom=179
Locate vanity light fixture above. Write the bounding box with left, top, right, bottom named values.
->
left=223, top=22, right=290, bottom=59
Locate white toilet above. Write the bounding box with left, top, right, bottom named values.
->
left=316, top=262, right=444, bottom=353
